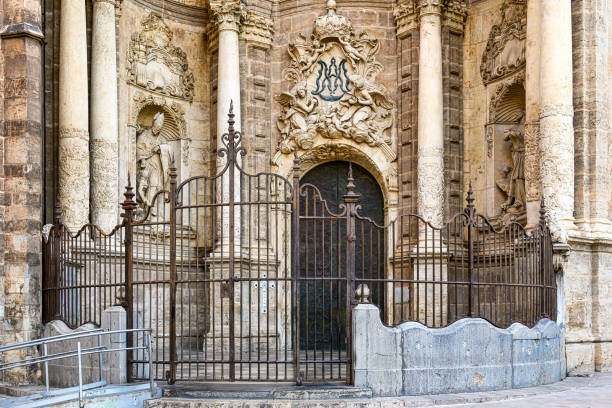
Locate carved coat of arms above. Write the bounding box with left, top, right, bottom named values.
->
left=275, top=0, right=394, bottom=155
left=127, top=13, right=195, bottom=101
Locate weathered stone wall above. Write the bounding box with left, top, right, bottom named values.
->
left=0, top=0, right=44, bottom=384
left=353, top=304, right=565, bottom=396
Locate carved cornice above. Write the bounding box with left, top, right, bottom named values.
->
left=209, top=0, right=246, bottom=33
left=393, top=2, right=418, bottom=37
left=442, top=0, right=467, bottom=33
left=394, top=0, right=466, bottom=37
left=240, top=11, right=274, bottom=46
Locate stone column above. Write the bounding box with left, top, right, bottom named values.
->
left=59, top=0, right=89, bottom=229
left=523, top=0, right=541, bottom=229
left=91, top=0, right=119, bottom=233
left=539, top=0, right=575, bottom=243
left=417, top=2, right=445, bottom=228
left=0, top=0, right=44, bottom=384
left=211, top=0, right=243, bottom=250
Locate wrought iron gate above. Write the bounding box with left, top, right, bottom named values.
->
left=42, top=107, right=557, bottom=385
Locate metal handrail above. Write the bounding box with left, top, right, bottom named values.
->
left=0, top=328, right=156, bottom=407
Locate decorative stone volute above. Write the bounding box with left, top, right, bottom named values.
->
left=210, top=0, right=246, bottom=32
left=394, top=0, right=467, bottom=39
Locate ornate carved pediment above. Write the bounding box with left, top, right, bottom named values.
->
left=275, top=0, right=394, bottom=158
left=480, top=0, right=526, bottom=85
left=127, top=13, right=194, bottom=101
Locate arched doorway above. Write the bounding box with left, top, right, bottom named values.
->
left=297, top=161, right=384, bottom=383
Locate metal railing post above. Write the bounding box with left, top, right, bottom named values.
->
left=43, top=343, right=49, bottom=392
left=98, top=333, right=104, bottom=382
left=465, top=185, right=475, bottom=318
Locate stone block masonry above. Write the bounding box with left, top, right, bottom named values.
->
left=353, top=304, right=564, bottom=396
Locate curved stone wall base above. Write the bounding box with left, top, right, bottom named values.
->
left=353, top=304, right=565, bottom=396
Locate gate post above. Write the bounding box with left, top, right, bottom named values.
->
left=343, top=163, right=360, bottom=385
left=53, top=203, right=63, bottom=322
left=168, top=165, right=177, bottom=384
left=291, top=151, right=302, bottom=385
left=465, top=185, right=475, bottom=318
left=121, top=177, right=137, bottom=382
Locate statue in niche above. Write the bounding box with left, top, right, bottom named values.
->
left=136, top=112, right=172, bottom=215
left=496, top=110, right=526, bottom=219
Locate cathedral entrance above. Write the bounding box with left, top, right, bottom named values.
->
left=297, top=161, right=385, bottom=384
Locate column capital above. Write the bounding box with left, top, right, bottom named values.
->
left=240, top=11, right=274, bottom=47
left=416, top=0, right=443, bottom=18
left=210, top=0, right=246, bottom=33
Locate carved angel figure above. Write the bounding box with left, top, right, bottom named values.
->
left=136, top=112, right=173, bottom=215
left=275, top=84, right=319, bottom=153
left=338, top=75, right=393, bottom=146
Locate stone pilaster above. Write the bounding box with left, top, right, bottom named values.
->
left=416, top=1, right=445, bottom=227
left=572, top=0, right=611, bottom=235
left=524, top=0, right=541, bottom=229
left=239, top=10, right=274, bottom=174
left=0, top=0, right=44, bottom=384
left=91, top=0, right=120, bottom=233
left=394, top=2, right=419, bottom=215
left=58, top=0, right=89, bottom=229
left=539, top=0, right=575, bottom=243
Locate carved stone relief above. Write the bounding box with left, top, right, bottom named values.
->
left=127, top=13, right=195, bottom=101
left=480, top=0, right=526, bottom=85
left=495, top=110, right=526, bottom=225
left=275, top=0, right=394, bottom=158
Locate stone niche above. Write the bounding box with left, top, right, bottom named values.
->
left=485, top=75, right=526, bottom=225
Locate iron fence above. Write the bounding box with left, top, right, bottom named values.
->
left=42, top=106, right=556, bottom=385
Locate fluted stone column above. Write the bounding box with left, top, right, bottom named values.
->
left=539, top=0, right=575, bottom=243
left=417, top=2, right=445, bottom=228
left=59, top=0, right=89, bottom=229
left=91, top=0, right=119, bottom=233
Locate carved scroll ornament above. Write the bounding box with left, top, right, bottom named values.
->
left=127, top=13, right=195, bottom=101
left=275, top=0, right=394, bottom=155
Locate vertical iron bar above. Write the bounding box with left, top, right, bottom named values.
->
left=168, top=166, right=177, bottom=384
left=227, top=105, right=236, bottom=381
left=291, top=152, right=301, bottom=385
left=343, top=163, right=358, bottom=385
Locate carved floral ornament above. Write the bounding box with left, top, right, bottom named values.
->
left=275, top=0, right=395, bottom=161
left=393, top=0, right=467, bottom=34
left=480, top=0, right=526, bottom=85
left=127, top=13, right=195, bottom=101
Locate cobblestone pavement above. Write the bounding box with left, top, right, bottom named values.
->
left=435, top=373, right=612, bottom=407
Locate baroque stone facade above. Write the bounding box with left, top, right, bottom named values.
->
left=0, top=0, right=611, bottom=385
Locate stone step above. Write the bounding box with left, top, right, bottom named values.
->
left=153, top=385, right=372, bottom=405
